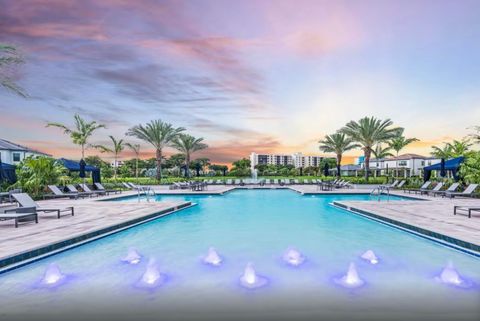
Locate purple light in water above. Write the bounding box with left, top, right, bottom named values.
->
left=240, top=262, right=268, bottom=289
left=436, top=261, right=466, bottom=287
left=203, top=247, right=223, bottom=266
left=121, top=247, right=142, bottom=265
left=138, top=258, right=166, bottom=288
left=360, top=250, right=379, bottom=265
left=334, top=262, right=365, bottom=289
left=282, top=247, right=305, bottom=266
left=41, top=263, right=66, bottom=287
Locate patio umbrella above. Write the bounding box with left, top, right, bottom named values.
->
left=323, top=163, right=329, bottom=177
left=440, top=158, right=446, bottom=178
left=385, top=163, right=389, bottom=175
left=195, top=163, right=201, bottom=177
left=222, top=168, right=227, bottom=176
left=299, top=167, right=303, bottom=176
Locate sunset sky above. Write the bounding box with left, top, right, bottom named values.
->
left=1, top=0, right=479, bottom=165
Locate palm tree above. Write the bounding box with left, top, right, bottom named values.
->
left=372, top=144, right=393, bottom=159
left=388, top=133, right=419, bottom=177
left=431, top=139, right=471, bottom=159
left=471, top=126, right=480, bottom=144
left=318, top=133, right=359, bottom=177
left=46, top=114, right=105, bottom=159
left=340, top=117, right=402, bottom=180
left=171, top=134, right=208, bottom=178
left=0, top=44, right=27, bottom=97
left=92, top=136, right=125, bottom=180
left=126, top=120, right=185, bottom=182
left=431, top=144, right=453, bottom=159
left=125, top=143, right=141, bottom=182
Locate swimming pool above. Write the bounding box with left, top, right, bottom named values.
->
left=0, top=190, right=478, bottom=321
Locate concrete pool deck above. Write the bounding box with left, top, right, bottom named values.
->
left=0, top=193, right=192, bottom=270
left=333, top=196, right=480, bottom=253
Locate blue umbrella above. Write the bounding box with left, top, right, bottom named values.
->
left=440, top=158, right=446, bottom=178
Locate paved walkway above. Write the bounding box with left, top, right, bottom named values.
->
left=0, top=193, right=191, bottom=267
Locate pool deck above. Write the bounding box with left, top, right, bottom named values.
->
left=334, top=194, right=480, bottom=253
left=0, top=193, right=192, bottom=270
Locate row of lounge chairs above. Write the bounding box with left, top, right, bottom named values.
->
left=45, top=183, right=121, bottom=199
left=403, top=182, right=478, bottom=198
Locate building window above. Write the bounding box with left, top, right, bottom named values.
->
left=12, top=152, right=21, bottom=162
left=398, top=160, right=407, bottom=166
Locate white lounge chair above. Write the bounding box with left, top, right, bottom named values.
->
left=444, top=184, right=478, bottom=198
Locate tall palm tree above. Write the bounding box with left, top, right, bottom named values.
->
left=125, top=143, right=141, bottom=182
left=171, top=134, right=208, bottom=178
left=92, top=136, right=125, bottom=180
left=340, top=117, right=402, bottom=180
left=46, top=114, right=105, bottom=159
left=471, top=126, right=480, bottom=144
left=126, top=120, right=185, bottom=182
left=0, top=44, right=27, bottom=97
left=318, top=133, right=359, bottom=177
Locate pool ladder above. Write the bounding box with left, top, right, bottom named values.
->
left=137, top=186, right=157, bottom=202
left=370, top=186, right=390, bottom=202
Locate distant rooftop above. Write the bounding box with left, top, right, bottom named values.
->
left=0, top=139, right=50, bottom=156
left=389, top=153, right=428, bottom=160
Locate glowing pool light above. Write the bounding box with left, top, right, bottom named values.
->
left=360, top=250, right=379, bottom=265
left=335, top=262, right=365, bottom=289
left=140, top=258, right=164, bottom=287
left=121, top=247, right=142, bottom=265
left=282, top=247, right=305, bottom=266
left=41, top=263, right=66, bottom=286
left=203, top=247, right=222, bottom=266
left=240, top=262, right=268, bottom=289
left=436, top=261, right=465, bottom=287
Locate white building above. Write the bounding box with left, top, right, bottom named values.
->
left=0, top=139, right=50, bottom=164
left=368, top=154, right=441, bottom=177
left=250, top=152, right=326, bottom=171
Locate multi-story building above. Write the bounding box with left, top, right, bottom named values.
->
left=250, top=152, right=326, bottom=171
left=0, top=138, right=50, bottom=165
left=367, top=154, right=441, bottom=177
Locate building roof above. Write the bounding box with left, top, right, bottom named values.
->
left=388, top=153, right=427, bottom=161
left=0, top=139, right=50, bottom=156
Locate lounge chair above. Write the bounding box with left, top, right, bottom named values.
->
left=404, top=181, right=431, bottom=194
left=122, top=182, right=132, bottom=189
left=272, top=179, right=278, bottom=185
left=424, top=182, right=444, bottom=196
left=45, top=185, right=83, bottom=199
left=80, top=183, right=106, bottom=196
left=430, top=182, right=459, bottom=197
left=67, top=184, right=95, bottom=197
left=11, top=193, right=74, bottom=218
left=294, top=179, right=299, bottom=184
left=453, top=206, right=480, bottom=218
left=94, top=183, right=122, bottom=194
left=394, top=180, right=406, bottom=189
left=384, top=180, right=399, bottom=188
left=1, top=206, right=38, bottom=228
left=444, top=184, right=478, bottom=198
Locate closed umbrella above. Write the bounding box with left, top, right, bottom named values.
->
left=323, top=163, right=329, bottom=177
left=440, top=158, right=446, bottom=178
left=79, top=159, right=86, bottom=186
left=0, top=160, right=5, bottom=183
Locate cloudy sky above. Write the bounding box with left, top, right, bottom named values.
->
left=0, top=0, right=479, bottom=164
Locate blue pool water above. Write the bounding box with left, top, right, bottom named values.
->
left=0, top=190, right=478, bottom=320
